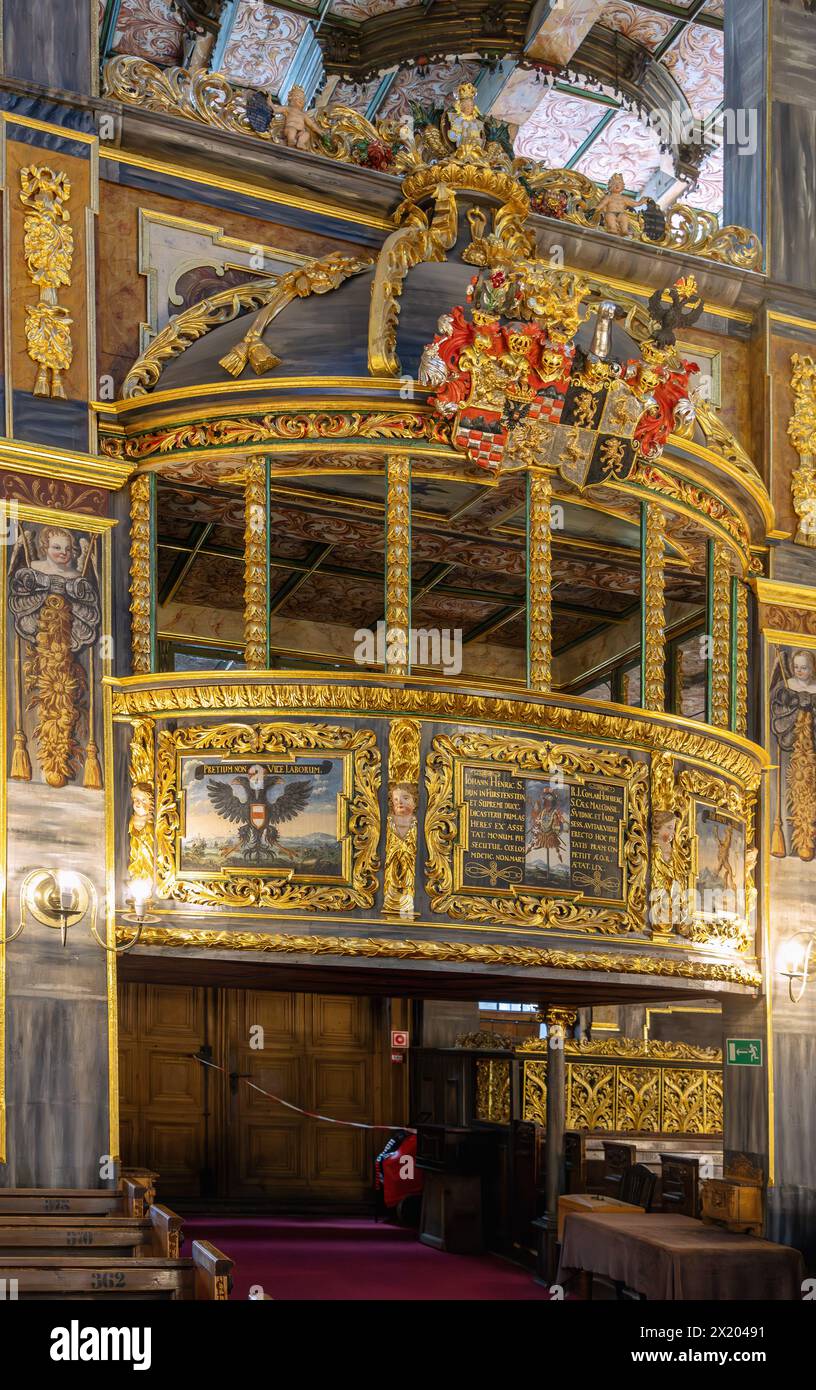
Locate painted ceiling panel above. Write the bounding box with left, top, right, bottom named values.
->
left=330, top=0, right=419, bottom=18
left=379, top=59, right=483, bottom=119
left=663, top=23, right=725, bottom=117
left=221, top=1, right=308, bottom=89
left=514, top=88, right=608, bottom=166
left=111, top=0, right=185, bottom=63
left=688, top=142, right=724, bottom=217
left=572, top=107, right=665, bottom=187
left=329, top=76, right=384, bottom=113
left=598, top=2, right=677, bottom=51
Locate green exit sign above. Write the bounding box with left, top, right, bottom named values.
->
left=726, top=1038, right=763, bottom=1066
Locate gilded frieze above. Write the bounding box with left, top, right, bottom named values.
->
left=109, top=679, right=765, bottom=793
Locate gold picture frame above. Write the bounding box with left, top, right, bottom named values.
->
left=425, top=730, right=648, bottom=934
left=151, top=720, right=381, bottom=912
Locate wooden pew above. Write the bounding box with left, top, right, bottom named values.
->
left=0, top=1182, right=150, bottom=1218
left=0, top=1239, right=232, bottom=1300
left=0, top=1204, right=182, bottom=1258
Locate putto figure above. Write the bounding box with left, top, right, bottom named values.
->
left=247, top=83, right=323, bottom=150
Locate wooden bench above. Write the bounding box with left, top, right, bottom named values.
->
left=0, top=1239, right=232, bottom=1300
left=0, top=1204, right=182, bottom=1258
left=0, top=1182, right=150, bottom=1218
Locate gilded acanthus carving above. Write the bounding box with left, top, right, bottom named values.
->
left=19, top=166, right=74, bottom=398
left=788, top=353, right=816, bottom=548
left=115, top=923, right=761, bottom=987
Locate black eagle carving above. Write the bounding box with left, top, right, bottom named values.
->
left=646, top=276, right=704, bottom=348
left=207, top=766, right=313, bottom=864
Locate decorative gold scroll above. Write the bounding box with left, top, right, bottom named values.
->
left=20, top=165, right=74, bottom=397
left=642, top=501, right=666, bottom=712
left=424, top=729, right=648, bottom=934
left=154, top=721, right=380, bottom=911
left=369, top=185, right=457, bottom=377
left=121, top=251, right=374, bottom=397
left=244, top=458, right=268, bottom=670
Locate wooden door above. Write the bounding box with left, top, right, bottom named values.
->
left=225, top=990, right=382, bottom=1206
left=119, top=983, right=388, bottom=1205
left=118, top=982, right=215, bottom=1197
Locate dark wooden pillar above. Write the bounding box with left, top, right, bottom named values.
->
left=543, top=1006, right=576, bottom=1279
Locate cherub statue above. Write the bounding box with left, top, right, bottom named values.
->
left=595, top=172, right=641, bottom=236
left=246, top=83, right=322, bottom=150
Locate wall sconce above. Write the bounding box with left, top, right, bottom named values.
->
left=9, top=871, right=156, bottom=954
left=777, top=930, right=815, bottom=1003
left=10, top=869, right=98, bottom=949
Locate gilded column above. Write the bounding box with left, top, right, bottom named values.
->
left=383, top=718, right=421, bottom=918
left=527, top=469, right=553, bottom=692
left=709, top=540, right=732, bottom=728
left=384, top=454, right=411, bottom=677
left=732, top=578, right=749, bottom=738
left=542, top=1005, right=576, bottom=1278
left=129, top=474, right=154, bottom=675
left=244, top=457, right=269, bottom=670
left=641, top=501, right=666, bottom=712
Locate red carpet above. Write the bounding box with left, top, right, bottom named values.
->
left=183, top=1216, right=553, bottom=1300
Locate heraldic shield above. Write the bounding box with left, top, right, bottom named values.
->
left=419, top=268, right=698, bottom=486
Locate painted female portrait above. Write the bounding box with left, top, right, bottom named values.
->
left=8, top=522, right=102, bottom=788
left=770, top=646, right=816, bottom=861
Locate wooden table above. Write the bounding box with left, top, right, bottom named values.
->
left=557, top=1193, right=644, bottom=1243
left=557, top=1212, right=805, bottom=1301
